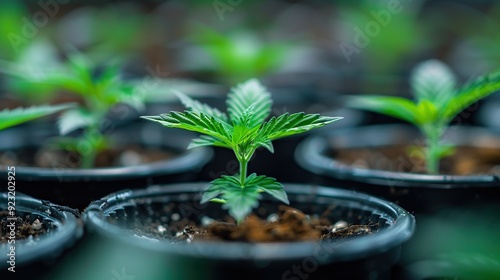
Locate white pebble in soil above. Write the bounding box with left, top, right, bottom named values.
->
left=31, top=219, right=43, bottom=231
left=118, top=150, right=143, bottom=166
left=201, top=216, right=214, bottom=226
left=331, top=220, right=348, bottom=232
left=171, top=213, right=180, bottom=221
left=157, top=225, right=167, bottom=234
left=267, top=213, right=279, bottom=223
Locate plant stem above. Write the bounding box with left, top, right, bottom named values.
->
left=423, top=125, right=442, bottom=174
left=80, top=123, right=102, bottom=169
left=239, top=159, right=248, bottom=186
left=81, top=145, right=97, bottom=169
left=426, top=139, right=439, bottom=174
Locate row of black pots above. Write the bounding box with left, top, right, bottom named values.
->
left=3, top=122, right=500, bottom=279
left=1, top=183, right=415, bottom=280
left=1, top=87, right=499, bottom=279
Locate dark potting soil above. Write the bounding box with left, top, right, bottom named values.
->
left=333, top=145, right=500, bottom=175
left=0, top=145, right=176, bottom=169
left=0, top=211, right=50, bottom=243
left=130, top=205, right=375, bottom=243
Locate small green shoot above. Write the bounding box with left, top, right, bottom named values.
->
left=349, top=59, right=500, bottom=174
left=191, top=27, right=293, bottom=85
left=1, top=51, right=145, bottom=168
left=141, top=79, right=341, bottom=223
left=0, top=104, right=74, bottom=131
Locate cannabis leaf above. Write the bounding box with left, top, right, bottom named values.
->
left=0, top=104, right=74, bottom=131
left=227, top=78, right=272, bottom=128
left=142, top=79, right=341, bottom=223
left=348, top=59, right=500, bottom=174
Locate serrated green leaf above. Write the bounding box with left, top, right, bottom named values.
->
left=257, top=112, right=342, bottom=142
left=411, top=59, right=456, bottom=108
left=200, top=176, right=240, bottom=204
left=245, top=173, right=289, bottom=204
left=175, top=91, right=229, bottom=122
left=348, top=96, right=418, bottom=124
left=141, top=111, right=233, bottom=146
left=58, top=108, right=95, bottom=135
left=443, top=68, right=500, bottom=120
left=0, top=104, right=75, bottom=131
left=227, top=79, right=272, bottom=127
left=188, top=135, right=231, bottom=149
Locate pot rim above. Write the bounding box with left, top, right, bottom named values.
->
left=0, top=124, right=213, bottom=181
left=0, top=193, right=82, bottom=267
left=85, top=182, right=415, bottom=263
left=295, top=124, right=500, bottom=188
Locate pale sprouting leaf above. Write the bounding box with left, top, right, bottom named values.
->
left=443, top=68, right=500, bottom=120
left=227, top=79, right=271, bottom=127
left=141, top=111, right=233, bottom=146
left=175, top=91, right=228, bottom=122
left=0, top=104, right=74, bottom=131
left=245, top=173, right=289, bottom=204
left=188, top=135, right=231, bottom=149
left=58, top=108, right=95, bottom=135
left=411, top=59, right=457, bottom=108
left=257, top=112, right=342, bottom=142
left=348, top=96, right=418, bottom=124
left=232, top=103, right=256, bottom=128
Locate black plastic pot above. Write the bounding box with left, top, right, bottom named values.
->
left=79, top=182, right=415, bottom=280
left=0, top=193, right=82, bottom=278
left=477, top=94, right=500, bottom=129
left=0, top=122, right=213, bottom=210
left=295, top=124, right=500, bottom=214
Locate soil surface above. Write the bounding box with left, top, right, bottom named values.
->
left=333, top=145, right=500, bottom=175
left=0, top=145, right=175, bottom=169
left=0, top=211, right=49, bottom=243
left=130, top=205, right=376, bottom=243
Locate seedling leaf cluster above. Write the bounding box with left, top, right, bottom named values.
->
left=349, top=60, right=500, bottom=174
left=1, top=51, right=146, bottom=168
left=142, top=79, right=341, bottom=223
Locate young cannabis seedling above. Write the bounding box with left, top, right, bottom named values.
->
left=191, top=26, right=293, bottom=85
left=1, top=51, right=145, bottom=168
left=141, top=79, right=341, bottom=223
left=0, top=104, right=74, bottom=131
left=349, top=59, right=500, bottom=174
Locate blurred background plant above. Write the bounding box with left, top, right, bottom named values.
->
left=1, top=0, right=499, bottom=162
left=1, top=51, right=146, bottom=168
left=184, top=25, right=294, bottom=86
left=0, top=1, right=63, bottom=106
